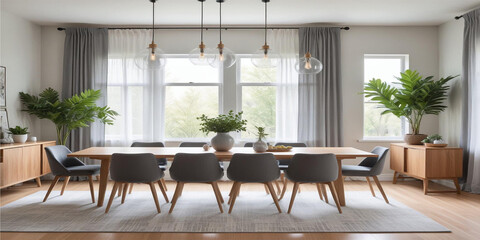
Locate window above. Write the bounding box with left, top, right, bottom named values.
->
left=164, top=57, right=222, bottom=140
left=237, top=57, right=277, bottom=140
left=363, top=54, right=409, bottom=140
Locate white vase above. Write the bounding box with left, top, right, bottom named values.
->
left=12, top=134, right=28, bottom=143
left=253, top=139, right=268, bottom=152
left=211, top=132, right=234, bottom=151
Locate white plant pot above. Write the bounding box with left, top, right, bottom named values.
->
left=211, top=132, right=234, bottom=151
left=12, top=134, right=28, bottom=143
left=253, top=140, right=268, bottom=152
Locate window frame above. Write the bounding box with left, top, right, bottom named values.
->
left=162, top=54, right=224, bottom=142
left=362, top=54, right=410, bottom=141
left=235, top=54, right=278, bottom=141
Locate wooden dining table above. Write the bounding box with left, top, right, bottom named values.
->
left=68, top=147, right=376, bottom=207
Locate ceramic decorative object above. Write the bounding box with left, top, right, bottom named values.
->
left=29, top=136, right=37, bottom=142
left=211, top=132, right=234, bottom=151
left=12, top=134, right=28, bottom=143
left=404, top=134, right=427, bottom=145
left=203, top=144, right=210, bottom=151
left=253, top=140, right=268, bottom=152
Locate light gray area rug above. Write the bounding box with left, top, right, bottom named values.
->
left=0, top=190, right=449, bottom=233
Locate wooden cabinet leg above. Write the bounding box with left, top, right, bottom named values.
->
left=392, top=171, right=398, bottom=184
left=453, top=178, right=461, bottom=194
left=423, top=179, right=429, bottom=195
left=35, top=177, right=42, bottom=187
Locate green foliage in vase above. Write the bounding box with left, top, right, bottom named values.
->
left=197, top=110, right=247, bottom=134
left=254, top=126, right=268, bottom=141
left=363, top=70, right=456, bottom=135
left=8, top=126, right=29, bottom=135
left=19, top=88, right=118, bottom=145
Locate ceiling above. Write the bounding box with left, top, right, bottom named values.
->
left=2, top=0, right=480, bottom=27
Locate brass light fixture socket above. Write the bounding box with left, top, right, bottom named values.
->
left=305, top=52, right=312, bottom=59
left=149, top=41, right=157, bottom=50
left=217, top=41, right=225, bottom=50
left=262, top=44, right=270, bottom=50
left=199, top=42, right=206, bottom=50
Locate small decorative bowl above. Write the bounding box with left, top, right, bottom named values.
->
left=424, top=143, right=448, bottom=148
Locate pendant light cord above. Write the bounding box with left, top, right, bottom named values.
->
left=264, top=1, right=267, bottom=45
left=201, top=1, right=204, bottom=42
left=152, top=0, right=155, bottom=43
left=219, top=1, right=222, bottom=42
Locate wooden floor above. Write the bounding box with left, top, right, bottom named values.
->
left=1, top=179, right=479, bottom=240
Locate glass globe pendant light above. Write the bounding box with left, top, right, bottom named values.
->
left=189, top=0, right=211, bottom=65
left=251, top=0, right=278, bottom=68
left=295, top=51, right=323, bottom=74
left=135, top=0, right=166, bottom=70
left=208, top=0, right=236, bottom=68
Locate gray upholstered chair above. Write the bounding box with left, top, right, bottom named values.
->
left=43, top=145, right=99, bottom=203
left=342, top=146, right=390, bottom=203
left=179, top=142, right=207, bottom=147
left=168, top=153, right=224, bottom=213
left=127, top=142, right=168, bottom=195
left=276, top=142, right=307, bottom=200
left=105, top=153, right=168, bottom=214
left=243, top=142, right=277, bottom=194
left=227, top=153, right=282, bottom=213
left=285, top=153, right=342, bottom=213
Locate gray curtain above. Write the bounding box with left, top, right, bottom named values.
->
left=62, top=28, right=108, bottom=156
left=297, top=27, right=343, bottom=147
left=461, top=9, right=480, bottom=193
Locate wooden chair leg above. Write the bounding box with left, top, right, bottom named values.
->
left=366, top=177, right=376, bottom=197
left=121, top=183, right=129, bottom=204
left=228, top=182, right=241, bottom=214
left=128, top=183, right=134, bottom=194
left=117, top=183, right=123, bottom=197
left=266, top=182, right=282, bottom=213
left=372, top=176, right=389, bottom=203
left=43, top=176, right=61, bottom=202
left=157, top=179, right=169, bottom=203
left=327, top=182, right=342, bottom=213
left=96, top=175, right=100, bottom=181
left=274, top=181, right=281, bottom=195
left=148, top=182, right=161, bottom=213
left=88, top=175, right=95, bottom=203
left=60, top=176, right=70, bottom=196
left=169, top=182, right=185, bottom=213
left=264, top=184, right=270, bottom=194
left=211, top=182, right=224, bottom=213
left=321, top=184, right=329, bottom=203
left=212, top=182, right=224, bottom=203
left=105, top=182, right=119, bottom=213
left=161, top=178, right=168, bottom=191
left=279, top=177, right=289, bottom=200
left=288, top=182, right=300, bottom=214
left=228, top=182, right=236, bottom=204
left=316, top=183, right=324, bottom=201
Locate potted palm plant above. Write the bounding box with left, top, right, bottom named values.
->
left=364, top=70, right=455, bottom=145
left=8, top=126, right=29, bottom=143
left=197, top=110, right=247, bottom=151
left=19, top=88, right=118, bottom=145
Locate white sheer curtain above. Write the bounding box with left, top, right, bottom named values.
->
left=270, top=29, right=299, bottom=142
left=462, top=9, right=480, bottom=193
left=106, top=29, right=164, bottom=147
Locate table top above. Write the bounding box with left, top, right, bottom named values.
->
left=68, top=147, right=377, bottom=160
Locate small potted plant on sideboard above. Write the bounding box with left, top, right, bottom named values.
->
left=8, top=126, right=29, bottom=143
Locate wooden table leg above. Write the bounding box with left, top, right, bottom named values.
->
left=97, top=157, right=111, bottom=207
left=333, top=158, right=346, bottom=206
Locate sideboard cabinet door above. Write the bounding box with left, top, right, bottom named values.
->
left=23, top=145, right=42, bottom=180
left=1, top=148, right=24, bottom=186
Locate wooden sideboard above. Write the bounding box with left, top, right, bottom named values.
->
left=0, top=141, right=56, bottom=189
left=390, top=143, right=463, bottom=194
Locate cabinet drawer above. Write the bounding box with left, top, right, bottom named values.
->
left=23, top=145, right=42, bottom=179
left=406, top=148, right=426, bottom=178
left=426, top=149, right=463, bottom=178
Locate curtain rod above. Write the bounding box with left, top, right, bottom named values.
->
left=455, top=15, right=463, bottom=20
left=57, top=26, right=350, bottom=31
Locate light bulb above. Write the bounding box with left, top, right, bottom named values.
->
left=150, top=52, right=156, bottom=61
left=264, top=54, right=268, bottom=59
left=305, top=59, right=312, bottom=69
left=219, top=53, right=224, bottom=62
left=200, top=52, right=205, bottom=59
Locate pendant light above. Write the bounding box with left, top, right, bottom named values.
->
left=208, top=0, right=236, bottom=68
left=295, top=33, right=323, bottom=75
left=135, top=0, right=166, bottom=70
left=251, top=0, right=278, bottom=68
left=189, top=0, right=211, bottom=65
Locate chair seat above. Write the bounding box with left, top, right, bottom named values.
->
left=66, top=165, right=101, bottom=176
left=341, top=165, right=372, bottom=176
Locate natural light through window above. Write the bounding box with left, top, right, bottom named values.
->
left=363, top=54, right=409, bottom=140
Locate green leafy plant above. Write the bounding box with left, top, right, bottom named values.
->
left=19, top=88, right=118, bottom=145
left=254, top=126, right=268, bottom=141
left=197, top=110, right=247, bottom=134
left=8, top=126, right=29, bottom=135
left=363, top=70, right=456, bottom=135
left=421, top=134, right=443, bottom=143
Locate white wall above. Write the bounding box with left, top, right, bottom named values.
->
left=438, top=20, right=464, bottom=147
left=0, top=10, right=42, bottom=137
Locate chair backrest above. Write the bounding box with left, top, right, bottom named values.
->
left=286, top=154, right=338, bottom=183
left=359, top=146, right=389, bottom=176
left=170, top=153, right=223, bottom=182
left=275, top=142, right=307, bottom=147
left=227, top=153, right=280, bottom=182
left=45, top=145, right=85, bottom=176
left=131, top=142, right=165, bottom=147
left=179, top=142, right=207, bottom=147
left=244, top=142, right=253, bottom=147
left=110, top=153, right=163, bottom=183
